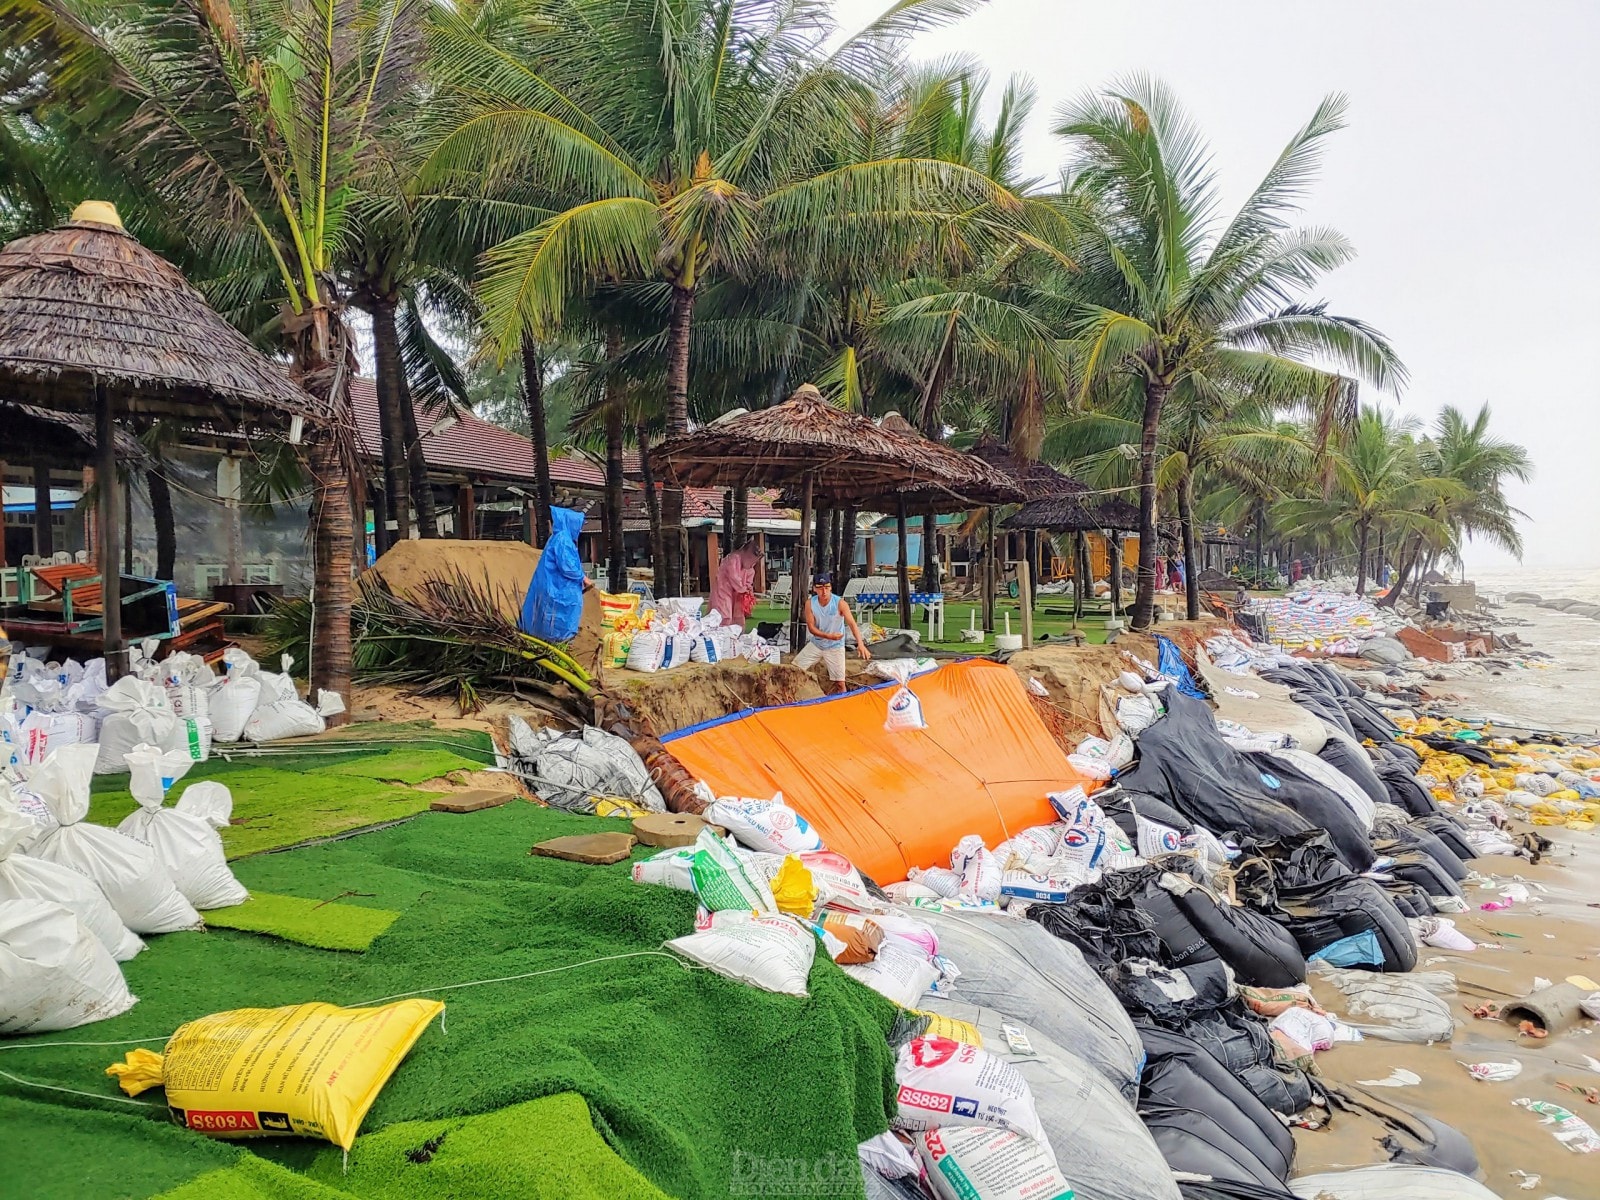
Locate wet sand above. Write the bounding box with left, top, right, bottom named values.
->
left=1293, top=833, right=1600, bottom=1197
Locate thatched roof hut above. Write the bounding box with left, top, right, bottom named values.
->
left=0, top=203, right=318, bottom=427
left=650, top=384, right=1006, bottom=505
left=1000, top=492, right=1109, bottom=534
left=6, top=403, right=147, bottom=468
left=968, top=436, right=1082, bottom=499
left=0, top=202, right=320, bottom=674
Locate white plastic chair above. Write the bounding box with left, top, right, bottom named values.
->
left=74, top=550, right=89, bottom=564
left=767, top=574, right=792, bottom=605
left=50, top=552, right=71, bottom=566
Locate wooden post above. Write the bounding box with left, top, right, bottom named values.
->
left=1017, top=557, right=1033, bottom=649
left=122, top=473, right=133, bottom=573
left=1107, top=530, right=1122, bottom=618
left=896, top=496, right=912, bottom=631
left=792, top=473, right=813, bottom=651
left=32, top=459, right=53, bottom=558
left=755, top=531, right=767, bottom=594
left=1023, top=528, right=1037, bottom=617
left=865, top=528, right=876, bottom=576
left=1072, top=531, right=1085, bottom=626
left=706, top=530, right=721, bottom=594
left=457, top=482, right=476, bottom=539
left=96, top=382, right=124, bottom=680
left=982, top=510, right=996, bottom=632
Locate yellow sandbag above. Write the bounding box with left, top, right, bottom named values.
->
left=601, top=631, right=633, bottom=668
left=1549, top=789, right=1582, bottom=802
left=599, top=591, right=641, bottom=629
left=915, top=1010, right=982, bottom=1046
left=107, top=1000, right=442, bottom=1150
left=593, top=796, right=653, bottom=820
left=770, top=855, right=818, bottom=918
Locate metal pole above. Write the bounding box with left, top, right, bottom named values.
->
left=96, top=381, right=124, bottom=680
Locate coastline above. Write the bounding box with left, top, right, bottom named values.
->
left=1287, top=577, right=1600, bottom=1198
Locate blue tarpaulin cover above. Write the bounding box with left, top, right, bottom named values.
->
left=520, top=506, right=586, bottom=641
left=1157, top=634, right=1207, bottom=699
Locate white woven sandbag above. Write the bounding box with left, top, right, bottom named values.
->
left=626, top=631, right=667, bottom=672
left=94, top=677, right=178, bottom=774
left=26, top=744, right=202, bottom=934
left=117, top=748, right=246, bottom=911
left=0, top=805, right=143, bottom=961
left=0, top=899, right=136, bottom=1033
left=208, top=675, right=261, bottom=743
left=243, top=699, right=324, bottom=742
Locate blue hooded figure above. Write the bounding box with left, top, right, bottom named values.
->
left=520, top=506, right=586, bottom=642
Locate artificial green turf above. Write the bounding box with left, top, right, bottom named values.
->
left=0, top=1092, right=243, bottom=1200
left=4, top=804, right=900, bottom=1200
left=157, top=1159, right=356, bottom=1200
left=202, top=893, right=401, bottom=952
left=154, top=1095, right=673, bottom=1200
left=324, top=748, right=487, bottom=785
left=750, top=597, right=1118, bottom=649
left=84, top=743, right=495, bottom=858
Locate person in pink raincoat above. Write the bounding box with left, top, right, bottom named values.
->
left=709, top=540, right=761, bottom=627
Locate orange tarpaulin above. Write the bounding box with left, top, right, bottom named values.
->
left=664, top=659, right=1090, bottom=884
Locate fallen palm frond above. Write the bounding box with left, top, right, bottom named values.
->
left=266, top=575, right=595, bottom=715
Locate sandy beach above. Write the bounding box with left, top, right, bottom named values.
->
left=1288, top=570, right=1600, bottom=1199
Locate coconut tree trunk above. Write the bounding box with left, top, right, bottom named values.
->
left=661, top=283, right=697, bottom=595
left=1105, top=530, right=1121, bottom=618
left=920, top=505, right=941, bottom=594
left=368, top=297, right=410, bottom=552
left=520, top=335, right=554, bottom=547
left=722, top=489, right=735, bottom=552
left=637, top=422, right=666, bottom=593
left=1355, top=517, right=1371, bottom=596
left=601, top=409, right=627, bottom=598
left=1178, top=469, right=1200, bottom=621
left=732, top=487, right=747, bottom=547
left=836, top=506, right=856, bottom=583
left=1131, top=379, right=1171, bottom=629
left=896, top=498, right=912, bottom=631
left=1378, top=536, right=1419, bottom=609
left=398, top=375, right=437, bottom=538
left=147, top=452, right=176, bottom=582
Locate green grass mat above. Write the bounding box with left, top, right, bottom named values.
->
left=158, top=1160, right=356, bottom=1200
left=86, top=737, right=494, bottom=858
left=202, top=893, right=402, bottom=952
left=5, top=804, right=899, bottom=1200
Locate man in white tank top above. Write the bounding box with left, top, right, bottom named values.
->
left=792, top=571, right=870, bottom=693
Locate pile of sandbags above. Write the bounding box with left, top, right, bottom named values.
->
left=623, top=597, right=777, bottom=671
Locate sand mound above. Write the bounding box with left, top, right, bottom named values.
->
left=604, top=660, right=824, bottom=736
left=364, top=539, right=603, bottom=671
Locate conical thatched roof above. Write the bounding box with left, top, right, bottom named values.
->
left=968, top=436, right=1083, bottom=499
left=650, top=384, right=1019, bottom=505
left=0, top=208, right=319, bottom=426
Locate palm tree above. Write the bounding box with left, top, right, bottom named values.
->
left=1276, top=407, right=1462, bottom=596
left=1052, top=79, right=1405, bottom=627
left=422, top=0, right=1017, bottom=594
left=10, top=0, right=435, bottom=713
left=1377, top=402, right=1531, bottom=604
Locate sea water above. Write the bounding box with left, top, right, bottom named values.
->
left=1454, top=567, right=1600, bottom=734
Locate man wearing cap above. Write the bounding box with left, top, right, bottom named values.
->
left=793, top=572, right=870, bottom=693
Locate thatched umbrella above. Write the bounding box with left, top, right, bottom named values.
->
left=652, top=384, right=1013, bottom=646
left=0, top=202, right=319, bottom=674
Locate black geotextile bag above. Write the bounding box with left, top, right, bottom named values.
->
left=1414, top=812, right=1477, bottom=863
left=1111, top=959, right=1316, bottom=1116
left=1177, top=1183, right=1299, bottom=1200
left=1232, top=833, right=1418, bottom=972
left=1376, top=759, right=1441, bottom=817
left=1097, top=785, right=1194, bottom=839
left=1244, top=751, right=1376, bottom=872
left=1130, top=860, right=1305, bottom=987
left=1116, top=693, right=1316, bottom=846
left=1139, top=1026, right=1295, bottom=1182
left=1376, top=742, right=1424, bottom=773
left=1339, top=695, right=1403, bottom=745
left=1139, top=1104, right=1290, bottom=1193
left=1372, top=818, right=1469, bottom=882
left=1317, top=736, right=1389, bottom=807
left=1417, top=733, right=1496, bottom=766
left=1381, top=879, right=1434, bottom=918
left=1277, top=875, right=1418, bottom=972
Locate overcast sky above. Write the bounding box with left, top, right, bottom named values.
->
left=832, top=0, right=1600, bottom=569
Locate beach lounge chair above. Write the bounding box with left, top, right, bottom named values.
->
left=767, top=574, right=792, bottom=605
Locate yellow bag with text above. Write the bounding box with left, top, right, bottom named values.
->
left=107, top=999, right=442, bottom=1151
left=599, top=591, right=642, bottom=629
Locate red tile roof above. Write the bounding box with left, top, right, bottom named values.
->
left=349, top=378, right=604, bottom=490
